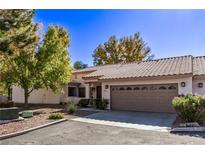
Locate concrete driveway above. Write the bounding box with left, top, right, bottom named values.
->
left=73, top=111, right=176, bottom=132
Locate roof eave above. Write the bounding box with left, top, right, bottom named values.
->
left=82, top=75, right=104, bottom=80
left=73, top=69, right=97, bottom=74
left=99, top=73, right=193, bottom=81
left=193, top=74, right=205, bottom=79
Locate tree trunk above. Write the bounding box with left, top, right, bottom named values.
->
left=7, top=86, right=11, bottom=101
left=24, top=88, right=29, bottom=108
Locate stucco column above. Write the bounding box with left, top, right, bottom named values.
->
left=102, top=82, right=111, bottom=109
left=85, top=84, right=90, bottom=99
left=178, top=77, right=193, bottom=95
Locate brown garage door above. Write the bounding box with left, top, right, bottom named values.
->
left=111, top=84, right=178, bottom=113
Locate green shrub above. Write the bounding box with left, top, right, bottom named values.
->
left=49, top=113, right=64, bottom=120
left=59, top=101, right=68, bottom=105
left=172, top=94, right=205, bottom=122
left=94, top=99, right=109, bottom=110
left=0, top=100, right=14, bottom=108
left=89, top=99, right=95, bottom=107
left=66, top=102, right=77, bottom=114
left=78, top=99, right=90, bottom=107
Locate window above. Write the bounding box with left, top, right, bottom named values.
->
left=159, top=86, right=166, bottom=90
left=168, top=86, right=176, bottom=90
left=134, top=87, right=140, bottom=90
left=119, top=87, right=125, bottom=91
left=150, top=86, right=157, bottom=90
left=79, top=87, right=86, bottom=98
left=68, top=87, right=77, bottom=97
left=127, top=87, right=132, bottom=90
left=141, top=87, right=148, bottom=90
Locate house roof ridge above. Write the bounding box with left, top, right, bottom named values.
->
left=73, top=66, right=97, bottom=71
left=102, top=55, right=193, bottom=67
left=124, top=55, right=193, bottom=65
left=73, top=63, right=120, bottom=72
left=193, top=55, right=205, bottom=58
left=75, top=55, right=194, bottom=72
left=190, top=55, right=194, bottom=75
left=193, top=55, right=205, bottom=76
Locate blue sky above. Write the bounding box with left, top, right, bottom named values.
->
left=35, top=10, right=205, bottom=66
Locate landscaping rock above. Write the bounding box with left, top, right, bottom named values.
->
left=21, top=111, right=33, bottom=118
left=171, top=127, right=205, bottom=132
left=179, top=122, right=200, bottom=127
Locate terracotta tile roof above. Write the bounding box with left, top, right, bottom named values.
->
left=193, top=56, right=205, bottom=76
left=73, top=67, right=97, bottom=73
left=74, top=55, right=205, bottom=80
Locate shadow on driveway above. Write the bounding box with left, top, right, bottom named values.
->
left=171, top=132, right=205, bottom=139
left=83, top=110, right=176, bottom=128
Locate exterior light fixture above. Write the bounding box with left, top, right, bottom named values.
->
left=105, top=85, right=109, bottom=89
left=198, top=82, right=203, bottom=88
left=181, top=82, right=186, bottom=87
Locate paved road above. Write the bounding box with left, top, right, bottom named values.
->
left=1, top=120, right=205, bottom=145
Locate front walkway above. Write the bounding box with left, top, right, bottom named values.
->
left=72, top=111, right=176, bottom=132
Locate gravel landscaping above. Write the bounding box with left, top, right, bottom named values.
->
left=172, top=116, right=205, bottom=128
left=0, top=105, right=98, bottom=136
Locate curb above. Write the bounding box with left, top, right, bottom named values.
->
left=171, top=127, right=205, bottom=133
left=78, top=108, right=104, bottom=112
left=0, top=118, right=68, bottom=140
left=72, top=117, right=170, bottom=132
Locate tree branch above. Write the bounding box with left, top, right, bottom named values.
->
left=28, top=88, right=34, bottom=95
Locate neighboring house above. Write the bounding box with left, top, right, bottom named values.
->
left=12, top=55, right=205, bottom=113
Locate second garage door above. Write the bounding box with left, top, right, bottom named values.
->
left=111, top=84, right=178, bottom=113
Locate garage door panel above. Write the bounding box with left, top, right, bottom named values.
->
left=111, top=84, right=178, bottom=113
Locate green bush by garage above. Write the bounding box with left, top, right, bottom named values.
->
left=77, top=99, right=109, bottom=110
left=172, top=94, right=205, bottom=122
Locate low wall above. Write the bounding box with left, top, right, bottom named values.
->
left=0, top=96, right=8, bottom=103
left=0, top=107, right=19, bottom=120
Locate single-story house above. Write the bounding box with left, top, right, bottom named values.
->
left=12, top=55, right=205, bottom=113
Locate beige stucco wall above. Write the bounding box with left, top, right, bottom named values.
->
left=12, top=86, right=61, bottom=104
left=71, top=72, right=89, bottom=83
left=193, top=77, right=205, bottom=96
left=60, top=72, right=91, bottom=104
left=12, top=73, right=198, bottom=107
left=12, top=72, right=91, bottom=105
left=101, top=76, right=193, bottom=109
left=61, top=84, right=89, bottom=104
left=67, top=73, right=194, bottom=108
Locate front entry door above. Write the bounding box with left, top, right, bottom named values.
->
left=96, top=86, right=102, bottom=99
